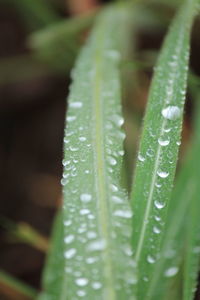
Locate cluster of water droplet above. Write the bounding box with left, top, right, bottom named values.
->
left=60, top=11, right=136, bottom=298
left=132, top=23, right=190, bottom=294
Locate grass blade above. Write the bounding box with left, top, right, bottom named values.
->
left=38, top=211, right=64, bottom=300
left=0, top=270, right=37, bottom=300
left=62, top=4, right=135, bottom=299
left=8, top=0, right=60, bottom=29
left=29, top=12, right=96, bottom=72
left=182, top=78, right=200, bottom=300
left=145, top=74, right=200, bottom=300
left=130, top=1, right=198, bottom=298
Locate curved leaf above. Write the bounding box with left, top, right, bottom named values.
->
left=62, top=4, right=135, bottom=300
left=130, top=1, right=198, bottom=298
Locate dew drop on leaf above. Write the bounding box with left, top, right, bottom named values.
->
left=64, top=234, right=74, bottom=244
left=92, top=282, right=102, bottom=290
left=153, top=226, right=161, bottom=234
left=69, top=101, right=83, bottom=108
left=154, top=200, right=165, bottom=209
left=147, top=255, right=156, bottom=264
left=75, top=278, right=89, bottom=287
left=113, top=210, right=133, bottom=218
left=80, top=194, right=92, bottom=202
left=64, top=248, right=77, bottom=259
left=157, top=171, right=169, bottom=178
left=77, top=290, right=86, bottom=297
left=164, top=266, right=179, bottom=277
left=138, top=153, right=145, bottom=162
left=161, top=106, right=181, bottom=120
left=158, top=138, right=170, bottom=146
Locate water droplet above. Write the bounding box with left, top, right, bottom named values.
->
left=75, top=278, right=88, bottom=286
left=164, top=128, right=171, bottom=133
left=67, top=115, right=76, bottom=122
left=69, top=102, right=83, bottom=108
left=161, top=106, right=181, bottom=120
left=147, top=255, right=156, bottom=264
left=69, top=146, right=78, bottom=152
left=77, top=290, right=86, bottom=297
left=111, top=196, right=123, bottom=203
left=155, top=216, right=161, bottom=221
left=80, top=194, right=92, bottom=203
left=138, top=154, right=145, bottom=162
left=154, top=200, right=165, bottom=209
left=109, top=184, right=118, bottom=192
left=62, top=159, right=70, bottom=166
left=158, top=138, right=170, bottom=146
left=157, top=171, right=169, bottom=178
left=164, top=266, right=179, bottom=277
left=64, top=234, right=74, bottom=244
left=86, top=257, right=98, bottom=264
left=79, top=136, right=86, bottom=142
left=87, top=231, right=97, bottom=239
left=153, top=226, right=161, bottom=234
left=146, top=149, right=154, bottom=157
left=155, top=182, right=162, bottom=188
left=64, top=138, right=69, bottom=144
left=87, top=239, right=106, bottom=251
left=193, top=246, right=200, bottom=254
left=176, top=141, right=181, bottom=146
left=92, top=282, right=102, bottom=290
left=64, top=248, right=77, bottom=259
left=108, top=156, right=117, bottom=166
left=80, top=209, right=90, bottom=215
left=64, top=220, right=72, bottom=226
left=113, top=210, right=133, bottom=218
left=143, top=276, right=149, bottom=282
left=118, top=150, right=125, bottom=156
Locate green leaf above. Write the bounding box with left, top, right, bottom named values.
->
left=144, top=75, right=200, bottom=300
left=182, top=79, right=200, bottom=300
left=62, top=4, right=135, bottom=300
left=130, top=1, right=198, bottom=298
left=7, top=0, right=60, bottom=29
left=0, top=270, right=37, bottom=299
left=38, top=211, right=64, bottom=300
left=29, top=12, right=96, bottom=72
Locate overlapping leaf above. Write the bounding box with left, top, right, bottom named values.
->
left=62, top=4, right=135, bottom=300
left=130, top=1, right=198, bottom=298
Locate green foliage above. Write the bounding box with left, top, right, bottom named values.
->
left=3, top=0, right=200, bottom=299
left=29, top=12, right=96, bottom=72
left=130, top=1, right=198, bottom=299
left=38, top=211, right=65, bottom=300
left=7, top=0, right=60, bottom=29
left=61, top=4, right=134, bottom=299
left=0, top=270, right=37, bottom=299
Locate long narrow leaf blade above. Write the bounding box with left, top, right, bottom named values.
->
left=38, top=211, right=64, bottom=300
left=145, top=74, right=200, bottom=300
left=130, top=1, right=198, bottom=298
left=62, top=5, right=135, bottom=300
left=29, top=13, right=96, bottom=71
left=183, top=79, right=200, bottom=300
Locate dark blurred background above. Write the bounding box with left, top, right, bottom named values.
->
left=0, top=0, right=200, bottom=299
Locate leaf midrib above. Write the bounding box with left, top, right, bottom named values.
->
left=93, top=25, right=116, bottom=300
left=134, top=119, right=167, bottom=264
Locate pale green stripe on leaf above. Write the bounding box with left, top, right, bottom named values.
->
left=130, top=1, right=198, bottom=298
left=62, top=5, right=134, bottom=300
